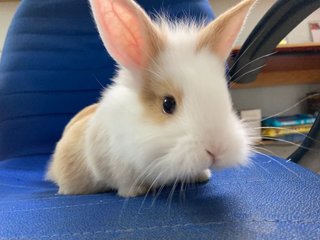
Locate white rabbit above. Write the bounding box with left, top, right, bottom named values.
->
left=46, top=0, right=255, bottom=197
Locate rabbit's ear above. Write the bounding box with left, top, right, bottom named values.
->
left=197, top=0, right=255, bottom=60
left=90, top=0, right=164, bottom=71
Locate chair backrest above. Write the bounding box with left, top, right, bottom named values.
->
left=228, top=0, right=320, bottom=163
left=0, top=0, right=214, bottom=161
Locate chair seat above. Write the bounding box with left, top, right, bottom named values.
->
left=1, top=154, right=319, bottom=239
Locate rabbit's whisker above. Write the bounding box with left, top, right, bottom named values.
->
left=262, top=93, right=320, bottom=121
left=250, top=149, right=301, bottom=177
left=228, top=51, right=277, bottom=78
left=229, top=64, right=266, bottom=87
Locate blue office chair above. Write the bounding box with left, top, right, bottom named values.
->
left=0, top=0, right=319, bottom=239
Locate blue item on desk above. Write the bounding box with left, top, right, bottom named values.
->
left=262, top=114, right=316, bottom=127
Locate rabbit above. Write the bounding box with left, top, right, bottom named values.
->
left=46, top=0, right=255, bottom=197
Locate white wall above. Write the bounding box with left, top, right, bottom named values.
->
left=210, top=0, right=320, bottom=45
left=1, top=1, right=319, bottom=51
left=210, top=0, right=320, bottom=117
left=0, top=1, right=20, bottom=56
left=231, top=84, right=320, bottom=117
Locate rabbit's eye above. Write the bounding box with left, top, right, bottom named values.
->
left=162, top=96, right=176, bottom=114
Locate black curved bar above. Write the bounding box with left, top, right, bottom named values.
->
left=288, top=114, right=320, bottom=163
left=229, top=0, right=320, bottom=163
left=229, top=0, right=320, bottom=83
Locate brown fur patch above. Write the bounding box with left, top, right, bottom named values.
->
left=129, top=3, right=179, bottom=124
left=139, top=74, right=183, bottom=124
left=137, top=15, right=181, bottom=124
left=141, top=13, right=166, bottom=66
left=48, top=113, right=96, bottom=194
left=47, top=104, right=102, bottom=194
left=65, top=104, right=98, bottom=132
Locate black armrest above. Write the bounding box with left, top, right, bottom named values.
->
left=229, top=0, right=320, bottom=163
left=229, top=0, right=320, bottom=84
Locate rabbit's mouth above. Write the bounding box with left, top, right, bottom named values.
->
left=206, top=150, right=216, bottom=165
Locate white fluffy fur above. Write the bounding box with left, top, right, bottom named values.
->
left=47, top=0, right=255, bottom=197
left=83, top=21, right=251, bottom=196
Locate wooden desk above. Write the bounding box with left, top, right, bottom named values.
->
left=230, top=43, right=320, bottom=89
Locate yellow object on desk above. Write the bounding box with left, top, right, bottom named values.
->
left=262, top=125, right=312, bottom=137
